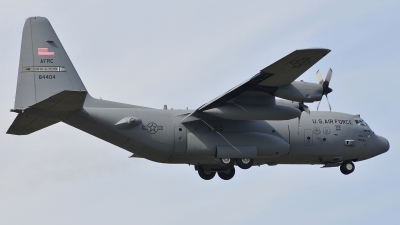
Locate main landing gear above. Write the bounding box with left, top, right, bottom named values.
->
left=236, top=158, right=254, bottom=169
left=198, top=168, right=216, bottom=180
left=197, top=166, right=236, bottom=180
left=218, top=167, right=235, bottom=180
left=217, top=158, right=254, bottom=169
left=197, top=158, right=254, bottom=180
left=340, top=161, right=355, bottom=175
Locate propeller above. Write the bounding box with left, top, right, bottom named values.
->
left=316, top=68, right=333, bottom=111
left=297, top=101, right=310, bottom=134
left=298, top=102, right=310, bottom=114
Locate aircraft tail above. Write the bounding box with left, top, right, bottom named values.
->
left=8, top=17, right=87, bottom=135
left=14, top=16, right=86, bottom=110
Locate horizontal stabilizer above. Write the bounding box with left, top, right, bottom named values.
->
left=7, top=114, right=58, bottom=135
left=29, top=90, right=87, bottom=111
left=7, top=90, right=87, bottom=135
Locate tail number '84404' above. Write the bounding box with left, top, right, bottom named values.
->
left=39, top=75, right=55, bottom=79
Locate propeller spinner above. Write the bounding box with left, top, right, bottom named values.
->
left=316, top=69, right=333, bottom=111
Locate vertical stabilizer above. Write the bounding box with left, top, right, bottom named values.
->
left=14, top=17, right=86, bottom=110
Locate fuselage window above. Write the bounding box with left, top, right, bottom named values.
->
left=364, top=130, right=371, bottom=138
left=355, top=119, right=368, bottom=126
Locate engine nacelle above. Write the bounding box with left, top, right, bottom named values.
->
left=276, top=99, right=301, bottom=109
left=275, top=81, right=322, bottom=103
left=203, top=104, right=301, bottom=120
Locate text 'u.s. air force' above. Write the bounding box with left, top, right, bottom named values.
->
left=312, top=119, right=353, bottom=125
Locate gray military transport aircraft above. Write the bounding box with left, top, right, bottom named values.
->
left=7, top=17, right=390, bottom=180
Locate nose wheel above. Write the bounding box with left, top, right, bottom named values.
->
left=340, top=161, right=355, bottom=175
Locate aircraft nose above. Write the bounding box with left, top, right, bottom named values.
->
left=374, top=135, right=390, bottom=156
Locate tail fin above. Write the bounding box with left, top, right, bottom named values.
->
left=14, top=16, right=86, bottom=110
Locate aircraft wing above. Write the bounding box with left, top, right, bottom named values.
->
left=182, top=48, right=330, bottom=122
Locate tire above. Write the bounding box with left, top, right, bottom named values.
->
left=340, top=161, right=355, bottom=175
left=217, top=167, right=236, bottom=180
left=198, top=168, right=216, bottom=180
left=216, top=158, right=234, bottom=168
left=236, top=158, right=254, bottom=169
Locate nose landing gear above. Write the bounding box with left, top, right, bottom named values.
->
left=340, top=161, right=355, bottom=175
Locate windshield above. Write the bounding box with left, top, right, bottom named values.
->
left=355, top=118, right=368, bottom=126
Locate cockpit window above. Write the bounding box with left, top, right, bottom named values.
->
left=355, top=118, right=368, bottom=126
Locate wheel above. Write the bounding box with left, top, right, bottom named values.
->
left=236, top=158, right=254, bottom=169
left=217, top=167, right=235, bottom=180
left=340, top=161, right=355, bottom=175
left=198, top=168, right=216, bottom=180
left=216, top=158, right=234, bottom=168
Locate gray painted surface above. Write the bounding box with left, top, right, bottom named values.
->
left=7, top=17, right=390, bottom=179
left=14, top=17, right=86, bottom=110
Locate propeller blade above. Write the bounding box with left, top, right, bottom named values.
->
left=303, top=105, right=311, bottom=114
left=299, top=102, right=311, bottom=114
left=297, top=116, right=301, bottom=134
left=326, top=95, right=332, bottom=111
left=316, top=70, right=324, bottom=85
left=316, top=69, right=333, bottom=111
left=325, top=68, right=333, bottom=86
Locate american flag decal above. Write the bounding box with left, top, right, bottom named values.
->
left=38, top=48, right=54, bottom=56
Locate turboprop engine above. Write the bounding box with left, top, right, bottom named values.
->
left=275, top=69, right=334, bottom=110
left=274, top=80, right=323, bottom=103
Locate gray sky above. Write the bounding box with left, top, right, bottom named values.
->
left=1, top=1, right=399, bottom=224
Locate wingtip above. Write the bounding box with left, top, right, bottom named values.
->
left=298, top=48, right=331, bottom=52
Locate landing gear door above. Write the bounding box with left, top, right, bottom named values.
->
left=174, top=126, right=187, bottom=153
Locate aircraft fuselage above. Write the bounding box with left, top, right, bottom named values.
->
left=63, top=96, right=388, bottom=168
